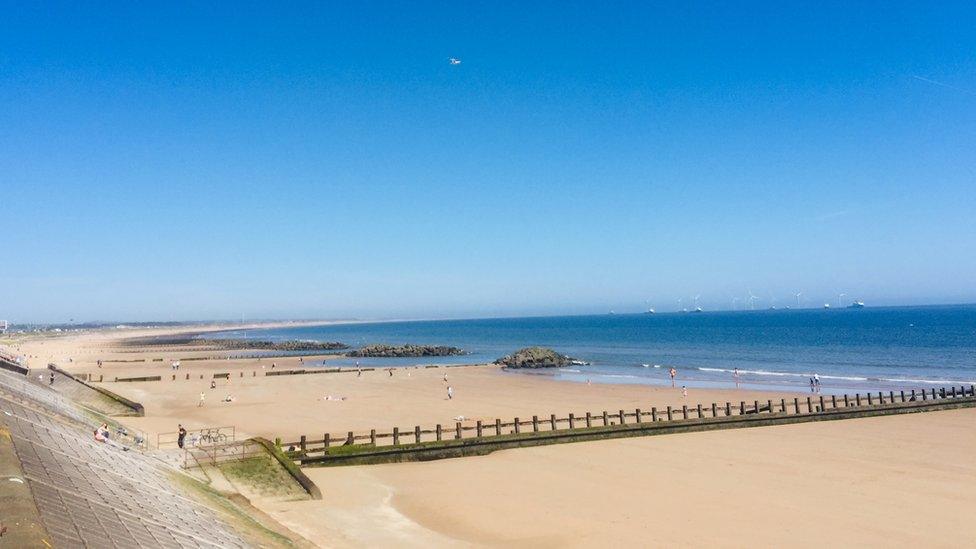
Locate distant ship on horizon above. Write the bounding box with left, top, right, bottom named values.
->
left=848, top=301, right=866, bottom=309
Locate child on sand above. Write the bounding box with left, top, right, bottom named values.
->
left=669, top=367, right=677, bottom=387
left=682, top=385, right=688, bottom=397
left=447, top=386, right=454, bottom=400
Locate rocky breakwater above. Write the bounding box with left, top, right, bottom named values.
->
left=494, top=347, right=576, bottom=368
left=347, top=344, right=466, bottom=358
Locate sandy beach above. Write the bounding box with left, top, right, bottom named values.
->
left=6, top=325, right=975, bottom=548
left=272, top=407, right=976, bottom=548
left=10, top=327, right=803, bottom=443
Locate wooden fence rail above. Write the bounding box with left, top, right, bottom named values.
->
left=279, top=384, right=976, bottom=457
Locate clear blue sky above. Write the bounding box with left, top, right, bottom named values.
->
left=2, top=2, right=974, bottom=322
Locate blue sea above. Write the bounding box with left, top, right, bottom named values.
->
left=214, top=305, right=976, bottom=393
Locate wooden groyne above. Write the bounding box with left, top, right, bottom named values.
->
left=283, top=385, right=976, bottom=467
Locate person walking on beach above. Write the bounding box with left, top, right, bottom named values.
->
left=810, top=378, right=815, bottom=393
left=447, top=386, right=454, bottom=400
left=177, top=424, right=187, bottom=449
left=198, top=392, right=205, bottom=407
left=814, top=373, right=821, bottom=394
left=669, top=367, right=677, bottom=387
left=682, top=385, right=688, bottom=397
left=443, top=373, right=448, bottom=383
left=733, top=368, right=740, bottom=388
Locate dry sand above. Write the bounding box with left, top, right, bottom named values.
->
left=274, top=408, right=976, bottom=548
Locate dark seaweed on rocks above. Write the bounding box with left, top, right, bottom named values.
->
left=347, top=344, right=465, bottom=358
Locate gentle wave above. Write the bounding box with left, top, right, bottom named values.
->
left=694, top=366, right=974, bottom=386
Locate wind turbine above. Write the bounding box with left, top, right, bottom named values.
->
left=731, top=296, right=740, bottom=310
left=747, top=290, right=759, bottom=310
left=693, top=294, right=701, bottom=311
left=677, top=297, right=684, bottom=312
left=794, top=292, right=802, bottom=308
left=838, top=293, right=846, bottom=307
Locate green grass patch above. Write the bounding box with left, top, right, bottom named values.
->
left=220, top=456, right=308, bottom=500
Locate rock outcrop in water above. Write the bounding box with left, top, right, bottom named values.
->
left=495, top=347, right=575, bottom=368
left=347, top=344, right=465, bottom=358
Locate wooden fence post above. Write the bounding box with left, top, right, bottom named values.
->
left=711, top=403, right=717, bottom=417
left=740, top=401, right=746, bottom=415
left=682, top=405, right=688, bottom=420
left=370, top=429, right=376, bottom=445
left=666, top=406, right=673, bottom=421
left=456, top=422, right=462, bottom=439
left=496, top=418, right=502, bottom=435
left=514, top=417, right=520, bottom=434
left=636, top=408, right=643, bottom=423
left=794, top=397, right=800, bottom=413
left=300, top=435, right=307, bottom=453
left=831, top=395, right=837, bottom=408
left=930, top=388, right=936, bottom=399
left=878, top=391, right=884, bottom=404
left=867, top=393, right=873, bottom=405
left=844, top=394, right=849, bottom=407
left=532, top=415, right=539, bottom=432
left=602, top=411, right=609, bottom=426
left=921, top=389, right=927, bottom=401
left=856, top=394, right=861, bottom=406
left=819, top=396, right=825, bottom=412
left=569, top=413, right=576, bottom=429
left=807, top=396, right=813, bottom=412
left=393, top=427, right=400, bottom=445
left=767, top=399, right=773, bottom=413
left=900, top=390, right=905, bottom=402
left=550, top=414, right=556, bottom=430
left=436, top=424, right=442, bottom=441
left=585, top=412, right=592, bottom=427
left=619, top=409, right=626, bottom=425
left=477, top=421, right=483, bottom=437
left=781, top=398, right=787, bottom=412
left=324, top=433, right=330, bottom=448
left=725, top=402, right=731, bottom=416
left=415, top=426, right=421, bottom=443
left=651, top=407, right=658, bottom=422
left=951, top=387, right=957, bottom=398
left=696, top=404, right=702, bottom=419
left=890, top=390, right=895, bottom=402
left=347, top=432, right=354, bottom=445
